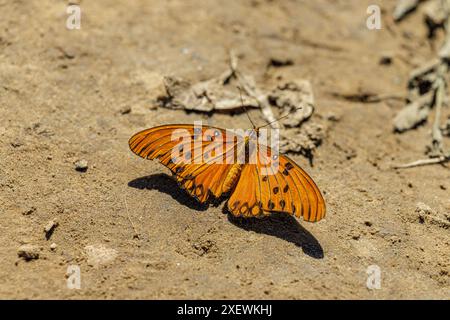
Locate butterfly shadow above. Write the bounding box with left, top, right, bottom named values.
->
left=226, top=211, right=324, bottom=259
left=128, top=173, right=210, bottom=211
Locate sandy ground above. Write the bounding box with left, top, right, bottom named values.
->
left=0, top=0, right=449, bottom=299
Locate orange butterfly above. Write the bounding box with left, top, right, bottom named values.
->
left=129, top=123, right=326, bottom=222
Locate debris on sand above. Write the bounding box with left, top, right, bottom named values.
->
left=393, top=92, right=433, bottom=132
left=393, top=61, right=450, bottom=167
left=394, top=0, right=450, bottom=168
left=158, top=75, right=259, bottom=112
left=279, top=123, right=325, bottom=156
left=416, top=202, right=433, bottom=221
left=192, top=239, right=218, bottom=257
left=17, top=244, right=40, bottom=261
left=44, top=220, right=59, bottom=240
left=364, top=220, right=373, bottom=227
left=118, top=105, right=131, bottom=115
left=157, top=55, right=259, bottom=113
left=379, top=52, right=393, bottom=66
left=268, top=56, right=294, bottom=68
left=157, top=51, right=275, bottom=115
left=349, top=230, right=361, bottom=241
left=415, top=202, right=450, bottom=229
left=157, top=51, right=324, bottom=156
left=424, top=0, right=447, bottom=35
left=268, top=80, right=314, bottom=127
left=50, top=243, right=57, bottom=251
left=329, top=90, right=405, bottom=104
left=443, top=117, right=450, bottom=136
left=393, top=0, right=421, bottom=22
left=22, top=206, right=36, bottom=216
left=74, top=159, right=88, bottom=172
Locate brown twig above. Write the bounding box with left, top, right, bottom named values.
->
left=431, top=64, right=446, bottom=155
left=124, top=197, right=140, bottom=240
left=330, top=91, right=407, bottom=103
left=393, top=155, right=450, bottom=168
left=227, top=51, right=279, bottom=129
left=395, top=0, right=450, bottom=168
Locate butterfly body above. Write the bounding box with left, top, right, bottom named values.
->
left=220, top=129, right=260, bottom=194
left=222, top=163, right=243, bottom=194
left=129, top=124, right=326, bottom=222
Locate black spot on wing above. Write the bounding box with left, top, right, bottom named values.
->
left=285, top=162, right=294, bottom=170
left=176, top=166, right=184, bottom=174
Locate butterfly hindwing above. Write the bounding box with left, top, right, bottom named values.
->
left=227, top=145, right=326, bottom=222
left=227, top=164, right=264, bottom=217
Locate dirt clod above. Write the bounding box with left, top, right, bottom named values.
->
left=17, top=244, right=40, bottom=261
left=85, top=244, right=118, bottom=267
left=44, top=220, right=59, bottom=240
left=22, top=207, right=36, bottom=216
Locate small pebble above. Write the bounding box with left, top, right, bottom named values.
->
left=350, top=231, right=361, bottom=240
left=11, top=140, right=23, bottom=148
left=268, top=56, right=294, bottom=67
left=390, top=235, right=401, bottom=243
left=22, top=207, right=36, bottom=216
left=119, top=106, right=131, bottom=115
left=44, top=220, right=59, bottom=239
left=50, top=243, right=57, bottom=251
left=416, top=202, right=433, bottom=224
left=379, top=53, right=393, bottom=65
left=326, top=113, right=340, bottom=122
left=74, top=159, right=88, bottom=172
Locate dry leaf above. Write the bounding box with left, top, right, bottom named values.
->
left=158, top=76, right=258, bottom=112
left=269, top=80, right=314, bottom=127
left=394, top=92, right=433, bottom=132
left=279, top=123, right=325, bottom=155
left=393, top=0, right=420, bottom=22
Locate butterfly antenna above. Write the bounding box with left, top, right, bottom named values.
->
left=258, top=106, right=304, bottom=129
left=237, top=86, right=256, bottom=129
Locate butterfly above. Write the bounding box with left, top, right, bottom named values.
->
left=129, top=123, right=326, bottom=222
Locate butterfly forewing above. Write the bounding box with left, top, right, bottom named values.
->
left=129, top=124, right=243, bottom=203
